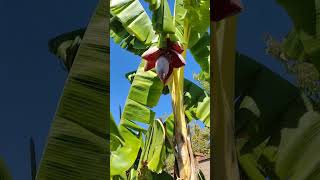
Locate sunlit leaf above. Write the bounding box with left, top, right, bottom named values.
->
left=111, top=125, right=141, bottom=177
left=36, top=1, right=109, bottom=179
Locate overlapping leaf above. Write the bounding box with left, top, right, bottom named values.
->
left=276, top=0, right=320, bottom=70
left=36, top=1, right=108, bottom=179
left=125, top=71, right=210, bottom=127
left=174, top=0, right=210, bottom=72
left=110, top=0, right=157, bottom=55
left=48, top=29, right=85, bottom=70
left=111, top=125, right=141, bottom=177
left=121, top=61, right=164, bottom=130
left=234, top=53, right=320, bottom=179
left=139, top=119, right=166, bottom=174
left=276, top=111, right=320, bottom=179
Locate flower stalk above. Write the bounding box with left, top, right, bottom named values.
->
left=168, top=18, right=197, bottom=180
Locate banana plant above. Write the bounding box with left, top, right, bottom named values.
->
left=36, top=1, right=109, bottom=179
left=110, top=0, right=210, bottom=179
left=232, top=0, right=320, bottom=178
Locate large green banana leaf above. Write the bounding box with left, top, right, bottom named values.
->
left=111, top=124, right=141, bottom=177
left=234, top=53, right=320, bottom=179
left=189, top=32, right=210, bottom=73
left=175, top=0, right=210, bottom=73
left=235, top=53, right=306, bottom=148
left=275, top=0, right=320, bottom=70
left=36, top=1, right=108, bottom=179
left=0, top=158, right=11, bottom=180
left=120, top=61, right=164, bottom=131
left=124, top=70, right=210, bottom=127
left=138, top=119, right=166, bottom=174
left=110, top=0, right=210, bottom=73
left=276, top=111, right=320, bottom=179
left=110, top=0, right=156, bottom=45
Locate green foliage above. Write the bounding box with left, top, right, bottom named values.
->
left=193, top=71, right=210, bottom=94
left=48, top=29, right=85, bottom=70
left=125, top=70, right=210, bottom=127
left=138, top=119, right=166, bottom=174
left=110, top=16, right=150, bottom=55
left=235, top=53, right=320, bottom=179
left=153, top=0, right=175, bottom=34
left=189, top=32, right=210, bottom=73
left=111, top=118, right=172, bottom=180
left=110, top=0, right=210, bottom=178
left=275, top=0, right=320, bottom=70
left=121, top=61, right=164, bottom=131
left=110, top=124, right=141, bottom=177
left=276, top=111, right=320, bottom=179
left=110, top=0, right=156, bottom=44
left=265, top=31, right=320, bottom=107
left=190, top=123, right=210, bottom=157
left=36, top=1, right=108, bottom=179
left=110, top=0, right=157, bottom=55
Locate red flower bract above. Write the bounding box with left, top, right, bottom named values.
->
left=211, top=0, right=243, bottom=22
left=142, top=39, right=186, bottom=83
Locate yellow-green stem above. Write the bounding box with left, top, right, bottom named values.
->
left=212, top=17, right=240, bottom=180
left=168, top=18, right=196, bottom=179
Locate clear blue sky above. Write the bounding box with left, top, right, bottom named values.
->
left=0, top=0, right=98, bottom=179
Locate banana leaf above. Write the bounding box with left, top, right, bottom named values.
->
left=139, top=119, right=166, bottom=174
left=175, top=0, right=210, bottom=72
left=124, top=71, right=210, bottom=127
left=48, top=29, right=85, bottom=71
left=276, top=111, right=320, bottom=179
left=36, top=1, right=109, bottom=179
left=276, top=0, right=320, bottom=70
left=120, top=61, right=164, bottom=131
left=110, top=0, right=156, bottom=45
left=111, top=125, right=141, bottom=177
left=234, top=53, right=320, bottom=179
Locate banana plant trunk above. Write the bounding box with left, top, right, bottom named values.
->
left=212, top=16, right=240, bottom=180
left=169, top=19, right=197, bottom=180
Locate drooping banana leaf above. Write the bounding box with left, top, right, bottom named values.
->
left=234, top=53, right=319, bottom=179
left=138, top=119, right=166, bottom=175
left=154, top=0, right=175, bottom=34
left=121, top=61, right=164, bottom=131
left=110, top=15, right=150, bottom=55
left=235, top=53, right=307, bottom=148
left=110, top=0, right=157, bottom=46
left=276, top=111, right=320, bottom=179
left=36, top=1, right=108, bottom=179
left=174, top=0, right=210, bottom=39
left=0, top=158, right=11, bottom=180
left=111, top=125, right=141, bottom=177
left=48, top=29, right=85, bottom=71
left=184, top=79, right=210, bottom=126
left=125, top=71, right=210, bottom=127
left=174, top=0, right=210, bottom=72
left=144, top=0, right=161, bottom=11
left=189, top=32, right=210, bottom=73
